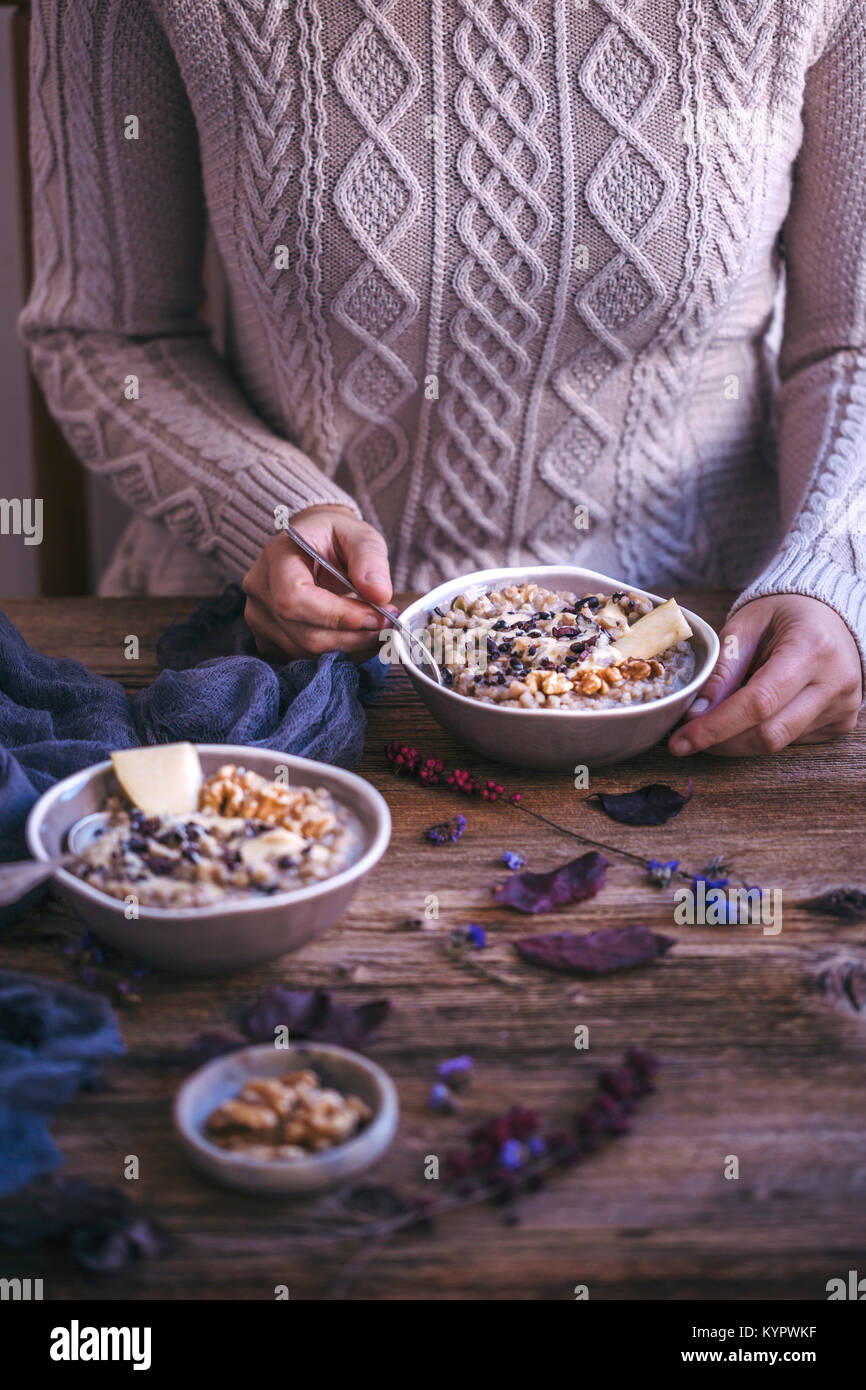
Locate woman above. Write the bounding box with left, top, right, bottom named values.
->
left=20, top=0, right=865, bottom=755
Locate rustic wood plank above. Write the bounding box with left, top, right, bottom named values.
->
left=1, top=594, right=864, bottom=1300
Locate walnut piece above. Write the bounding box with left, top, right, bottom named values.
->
left=198, top=765, right=336, bottom=838
left=206, top=1067, right=373, bottom=1160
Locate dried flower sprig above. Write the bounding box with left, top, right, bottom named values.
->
left=318, top=1046, right=660, bottom=1282
left=441, top=925, right=525, bottom=990
left=0, top=1179, right=166, bottom=1273
left=426, top=814, right=466, bottom=844
left=385, top=742, right=521, bottom=802
left=384, top=743, right=752, bottom=893
left=440, top=1046, right=659, bottom=1210
left=61, top=928, right=149, bottom=1007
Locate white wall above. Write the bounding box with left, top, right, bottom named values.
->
left=0, top=7, right=39, bottom=596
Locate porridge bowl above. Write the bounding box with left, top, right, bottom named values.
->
left=174, top=1043, right=399, bottom=1196
left=176, top=1045, right=400, bottom=1195
left=394, top=566, right=719, bottom=771
left=25, top=746, right=391, bottom=974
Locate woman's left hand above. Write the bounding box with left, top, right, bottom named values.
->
left=668, top=594, right=862, bottom=757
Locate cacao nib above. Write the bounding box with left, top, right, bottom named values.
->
left=143, top=852, right=176, bottom=876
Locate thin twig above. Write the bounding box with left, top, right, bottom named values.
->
left=441, top=939, right=526, bottom=990
left=508, top=800, right=652, bottom=871
left=325, top=1229, right=396, bottom=1299
left=508, top=798, right=749, bottom=890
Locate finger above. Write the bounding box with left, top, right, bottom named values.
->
left=278, top=618, right=387, bottom=658
left=701, top=683, right=829, bottom=756
left=791, top=713, right=860, bottom=744
left=270, top=547, right=385, bottom=631
left=246, top=594, right=383, bottom=659
left=244, top=595, right=304, bottom=660
left=681, top=615, right=762, bottom=722
left=669, top=643, right=814, bottom=755
left=331, top=513, right=393, bottom=604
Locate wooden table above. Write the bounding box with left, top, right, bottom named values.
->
left=2, top=592, right=865, bottom=1301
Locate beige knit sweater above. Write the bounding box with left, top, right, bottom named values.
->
left=19, top=0, right=866, bottom=663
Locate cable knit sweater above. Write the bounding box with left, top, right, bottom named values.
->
left=18, top=0, right=866, bottom=666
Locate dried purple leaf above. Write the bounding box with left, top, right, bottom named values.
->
left=592, top=778, right=694, bottom=826
left=185, top=1032, right=246, bottom=1066
left=799, top=888, right=866, bottom=921
left=492, top=851, right=608, bottom=914
left=846, top=967, right=866, bottom=1012
left=818, top=958, right=866, bottom=1014
left=0, top=1180, right=165, bottom=1273
left=514, top=923, right=675, bottom=975
left=241, top=987, right=390, bottom=1052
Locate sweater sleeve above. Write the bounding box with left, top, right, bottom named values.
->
left=18, top=0, right=360, bottom=581
left=727, top=0, right=866, bottom=682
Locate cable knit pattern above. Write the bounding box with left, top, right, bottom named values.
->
left=18, top=0, right=866, bottom=675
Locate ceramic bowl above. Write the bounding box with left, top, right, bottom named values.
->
left=394, top=565, right=719, bottom=770
left=174, top=1042, right=399, bottom=1195
left=25, top=746, right=391, bottom=974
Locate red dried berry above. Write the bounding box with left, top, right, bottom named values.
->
left=600, top=1067, right=636, bottom=1100
left=443, top=1151, right=472, bottom=1180
left=506, top=1106, right=541, bottom=1141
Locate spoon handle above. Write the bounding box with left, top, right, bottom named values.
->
left=282, top=522, right=442, bottom=684
left=0, top=855, right=74, bottom=907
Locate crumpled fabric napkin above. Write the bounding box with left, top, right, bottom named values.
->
left=0, top=583, right=387, bottom=872
left=0, top=971, right=125, bottom=1195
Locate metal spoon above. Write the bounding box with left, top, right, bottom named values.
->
left=0, top=812, right=112, bottom=907
left=0, top=854, right=78, bottom=906
left=281, top=521, right=443, bottom=684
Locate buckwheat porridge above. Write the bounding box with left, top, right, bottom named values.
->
left=423, top=583, right=695, bottom=710
left=72, top=764, right=363, bottom=909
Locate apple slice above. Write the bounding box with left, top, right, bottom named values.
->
left=239, top=827, right=306, bottom=868
left=608, top=598, right=693, bottom=662
left=111, top=742, right=203, bottom=815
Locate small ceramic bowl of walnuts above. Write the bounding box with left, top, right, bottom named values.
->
left=174, top=1042, right=399, bottom=1195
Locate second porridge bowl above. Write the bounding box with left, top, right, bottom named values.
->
left=25, top=746, right=391, bottom=974
left=395, top=567, right=719, bottom=771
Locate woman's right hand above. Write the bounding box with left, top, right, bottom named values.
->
left=242, top=504, right=395, bottom=659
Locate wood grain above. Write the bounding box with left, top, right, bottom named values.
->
left=1, top=593, right=865, bottom=1301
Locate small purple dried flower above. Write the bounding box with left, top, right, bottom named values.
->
left=500, top=850, right=526, bottom=871
left=692, top=874, right=730, bottom=892
left=449, top=922, right=487, bottom=951
left=429, top=1082, right=456, bottom=1113
left=647, top=858, right=679, bottom=887
left=426, top=813, right=467, bottom=845
left=437, top=1055, right=474, bottom=1091
left=498, top=1139, right=525, bottom=1171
